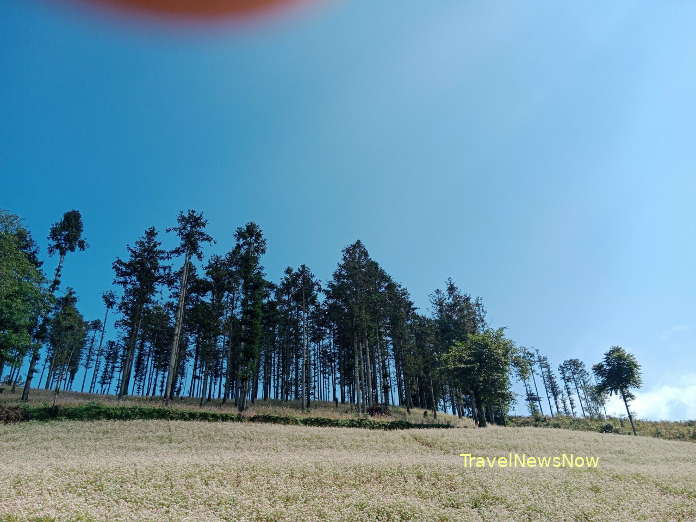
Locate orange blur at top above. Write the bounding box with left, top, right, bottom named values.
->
left=87, top=0, right=307, bottom=18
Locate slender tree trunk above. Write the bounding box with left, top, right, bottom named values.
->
left=473, top=391, right=487, bottom=427
left=49, top=253, right=66, bottom=294
left=21, top=346, right=40, bottom=401
left=302, top=290, right=308, bottom=411
left=571, top=374, right=587, bottom=417
left=429, top=376, right=437, bottom=419
left=530, top=368, right=544, bottom=416
left=80, top=328, right=98, bottom=393
left=620, top=389, right=637, bottom=436
left=538, top=359, right=555, bottom=417
left=165, top=253, right=191, bottom=404
left=118, top=305, right=144, bottom=398
left=353, top=339, right=361, bottom=412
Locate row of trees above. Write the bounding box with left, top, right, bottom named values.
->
left=0, top=208, right=641, bottom=429
left=513, top=349, right=608, bottom=419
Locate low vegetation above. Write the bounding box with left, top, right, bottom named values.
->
left=510, top=415, right=696, bottom=443
left=0, top=389, right=467, bottom=429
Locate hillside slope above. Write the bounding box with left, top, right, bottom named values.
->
left=2, top=420, right=695, bottom=520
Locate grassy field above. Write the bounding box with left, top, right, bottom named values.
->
left=3, top=418, right=696, bottom=520
left=3, top=389, right=696, bottom=519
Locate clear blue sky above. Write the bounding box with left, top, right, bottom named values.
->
left=3, top=0, right=696, bottom=419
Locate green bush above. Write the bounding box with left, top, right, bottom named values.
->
left=599, top=423, right=614, bottom=433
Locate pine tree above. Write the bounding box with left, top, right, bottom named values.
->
left=79, top=319, right=102, bottom=392
left=164, top=210, right=213, bottom=403
left=46, top=210, right=87, bottom=294
left=23, top=210, right=86, bottom=400
left=113, top=227, right=169, bottom=398
left=46, top=289, right=87, bottom=398
left=230, top=223, right=266, bottom=412
left=89, top=291, right=116, bottom=394
left=558, top=361, right=577, bottom=416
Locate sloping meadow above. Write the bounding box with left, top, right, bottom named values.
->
left=2, top=419, right=695, bottom=520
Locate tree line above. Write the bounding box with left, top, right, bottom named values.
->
left=0, top=208, right=642, bottom=428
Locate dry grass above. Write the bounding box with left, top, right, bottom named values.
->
left=0, top=388, right=472, bottom=427
left=2, top=419, right=696, bottom=520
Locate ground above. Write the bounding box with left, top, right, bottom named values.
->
left=0, top=388, right=472, bottom=427
left=2, top=418, right=696, bottom=520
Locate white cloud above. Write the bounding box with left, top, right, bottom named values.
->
left=605, top=374, right=696, bottom=421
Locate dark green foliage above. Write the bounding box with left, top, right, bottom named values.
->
left=13, top=402, right=453, bottom=430
left=593, top=346, right=642, bottom=435
left=47, top=210, right=87, bottom=294
left=164, top=210, right=215, bottom=403
left=112, top=227, right=169, bottom=397
left=439, top=328, right=514, bottom=427
left=0, top=226, right=49, bottom=366
left=600, top=423, right=614, bottom=433
left=5, top=209, right=528, bottom=426
left=44, top=289, right=87, bottom=393
left=231, top=222, right=267, bottom=412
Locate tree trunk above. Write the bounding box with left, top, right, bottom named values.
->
left=164, top=253, right=191, bottom=404
left=571, top=375, right=587, bottom=417
left=118, top=305, right=144, bottom=398
left=473, top=391, right=487, bottom=427
left=530, top=368, right=544, bottom=416
left=302, top=289, right=308, bottom=411
left=620, top=389, right=637, bottom=436
left=20, top=347, right=40, bottom=401
left=80, top=328, right=98, bottom=393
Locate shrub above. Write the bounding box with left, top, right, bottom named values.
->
left=0, top=405, right=26, bottom=423
left=366, top=405, right=391, bottom=417
left=599, top=423, right=614, bottom=433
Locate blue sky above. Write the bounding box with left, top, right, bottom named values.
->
left=3, top=0, right=696, bottom=419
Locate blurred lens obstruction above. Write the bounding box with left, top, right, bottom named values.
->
left=76, top=0, right=312, bottom=19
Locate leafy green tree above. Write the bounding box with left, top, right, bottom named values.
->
left=440, top=328, right=514, bottom=427
left=0, top=210, right=42, bottom=269
left=0, top=228, right=49, bottom=380
left=164, top=210, right=214, bottom=403
left=593, top=346, right=642, bottom=435
left=1, top=211, right=50, bottom=400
